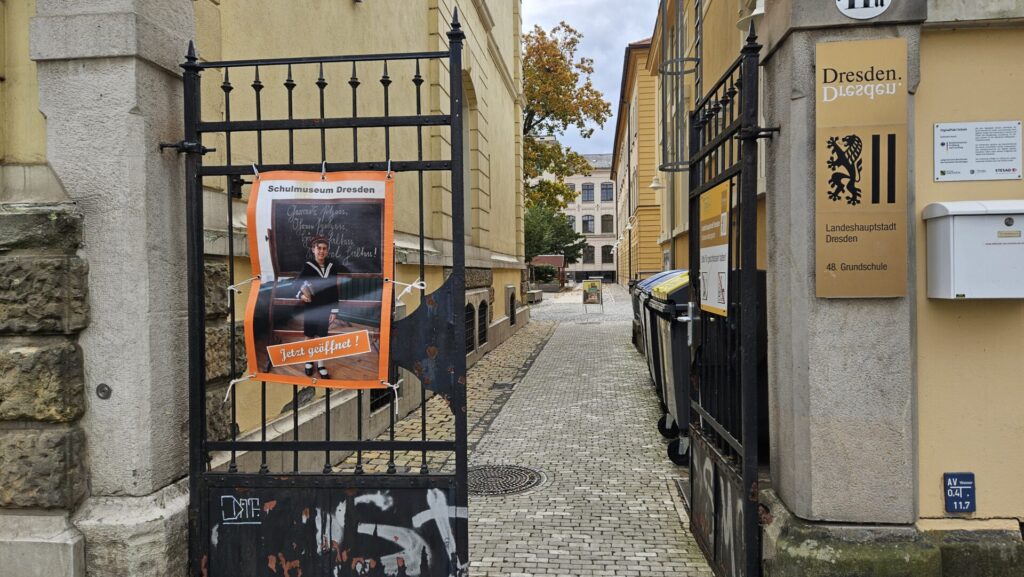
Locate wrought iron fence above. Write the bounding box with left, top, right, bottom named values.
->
left=180, top=12, right=471, bottom=577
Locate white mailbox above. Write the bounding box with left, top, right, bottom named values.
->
left=923, top=201, right=1024, bottom=299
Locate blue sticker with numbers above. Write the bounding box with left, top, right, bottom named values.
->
left=944, top=472, right=976, bottom=513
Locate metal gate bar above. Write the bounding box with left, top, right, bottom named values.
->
left=687, top=25, right=763, bottom=577
left=182, top=12, right=469, bottom=576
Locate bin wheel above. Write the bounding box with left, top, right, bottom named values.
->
left=657, top=414, right=679, bottom=439
left=667, top=438, right=689, bottom=467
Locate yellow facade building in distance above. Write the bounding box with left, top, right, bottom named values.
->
left=611, top=38, right=663, bottom=285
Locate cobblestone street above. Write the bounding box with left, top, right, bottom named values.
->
left=469, top=284, right=712, bottom=576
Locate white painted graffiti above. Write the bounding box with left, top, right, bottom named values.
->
left=220, top=495, right=262, bottom=525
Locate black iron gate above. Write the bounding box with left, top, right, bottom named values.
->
left=179, top=13, right=470, bottom=577
left=686, top=26, right=767, bottom=577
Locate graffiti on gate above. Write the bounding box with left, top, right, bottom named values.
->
left=210, top=487, right=467, bottom=577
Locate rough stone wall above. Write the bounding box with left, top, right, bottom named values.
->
left=0, top=207, right=88, bottom=510
left=203, top=259, right=245, bottom=442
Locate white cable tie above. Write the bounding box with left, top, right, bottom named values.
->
left=391, top=277, right=426, bottom=300
left=251, top=163, right=260, bottom=178
left=321, top=161, right=327, bottom=181
left=382, top=379, right=403, bottom=419
left=227, top=275, right=259, bottom=295
left=223, top=374, right=255, bottom=403
left=388, top=278, right=425, bottom=289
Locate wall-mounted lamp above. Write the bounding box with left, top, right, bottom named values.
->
left=737, top=0, right=765, bottom=30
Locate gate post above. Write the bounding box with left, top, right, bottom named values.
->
left=182, top=41, right=208, bottom=577
left=447, top=9, right=470, bottom=569
left=26, top=2, right=196, bottom=576
left=760, top=0, right=920, bottom=526
left=738, top=24, right=763, bottom=577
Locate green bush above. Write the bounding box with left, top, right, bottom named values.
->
left=532, top=264, right=557, bottom=283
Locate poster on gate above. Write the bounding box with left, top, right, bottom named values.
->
left=244, top=171, right=393, bottom=389
left=699, top=181, right=730, bottom=317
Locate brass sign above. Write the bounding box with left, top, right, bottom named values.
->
left=816, top=38, right=908, bottom=297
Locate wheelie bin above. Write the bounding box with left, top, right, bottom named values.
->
left=632, top=271, right=678, bottom=356
left=630, top=279, right=642, bottom=350
left=647, top=271, right=691, bottom=466
left=638, top=270, right=687, bottom=432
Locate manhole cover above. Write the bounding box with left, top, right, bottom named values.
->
left=468, top=465, right=545, bottom=496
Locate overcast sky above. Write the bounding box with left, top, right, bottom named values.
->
left=522, top=0, right=661, bottom=155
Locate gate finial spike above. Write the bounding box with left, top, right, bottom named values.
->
left=746, top=21, right=757, bottom=44
left=186, top=40, right=197, bottom=62
left=448, top=8, right=464, bottom=41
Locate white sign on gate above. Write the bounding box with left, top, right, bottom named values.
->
left=836, top=0, right=893, bottom=20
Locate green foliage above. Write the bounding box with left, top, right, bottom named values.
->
left=524, top=204, right=587, bottom=264
left=532, top=264, right=557, bottom=283
left=522, top=22, right=611, bottom=210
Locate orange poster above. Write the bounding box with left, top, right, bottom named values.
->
left=244, top=171, right=394, bottom=389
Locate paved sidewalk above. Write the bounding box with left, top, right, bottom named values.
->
left=338, top=318, right=557, bottom=474
left=470, top=284, right=712, bottom=576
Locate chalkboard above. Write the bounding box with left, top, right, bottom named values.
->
left=269, top=199, right=383, bottom=276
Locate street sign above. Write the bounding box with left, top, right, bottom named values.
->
left=836, top=0, right=893, bottom=20
left=943, top=472, right=976, bottom=514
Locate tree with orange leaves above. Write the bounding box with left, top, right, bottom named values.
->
left=523, top=22, right=611, bottom=209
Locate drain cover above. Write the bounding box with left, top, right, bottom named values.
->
left=468, top=465, right=545, bottom=496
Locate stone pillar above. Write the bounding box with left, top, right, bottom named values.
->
left=29, top=1, right=196, bottom=575
left=760, top=0, right=926, bottom=524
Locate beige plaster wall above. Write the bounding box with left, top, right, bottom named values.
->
left=1, top=0, right=47, bottom=165
left=195, top=1, right=524, bottom=429
left=915, top=27, right=1024, bottom=521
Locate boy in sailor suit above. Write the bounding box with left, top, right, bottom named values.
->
left=297, top=236, right=347, bottom=377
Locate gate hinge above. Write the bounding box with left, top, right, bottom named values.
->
left=159, top=140, right=215, bottom=155
left=738, top=126, right=780, bottom=140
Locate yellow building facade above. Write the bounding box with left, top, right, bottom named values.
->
left=192, top=0, right=528, bottom=429
left=611, top=39, right=662, bottom=284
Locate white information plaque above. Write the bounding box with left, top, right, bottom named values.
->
left=934, top=121, right=1022, bottom=182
